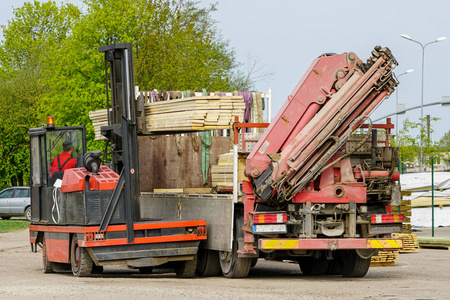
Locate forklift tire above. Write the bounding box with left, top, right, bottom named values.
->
left=42, top=239, right=54, bottom=273
left=175, top=255, right=197, bottom=278
left=299, top=255, right=329, bottom=276
left=338, top=250, right=371, bottom=278
left=70, top=235, right=93, bottom=277
left=196, top=249, right=221, bottom=277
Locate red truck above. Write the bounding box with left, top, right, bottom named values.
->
left=30, top=44, right=403, bottom=278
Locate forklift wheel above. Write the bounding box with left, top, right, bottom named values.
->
left=175, top=255, right=197, bottom=278
left=42, top=239, right=54, bottom=273
left=70, top=235, right=93, bottom=277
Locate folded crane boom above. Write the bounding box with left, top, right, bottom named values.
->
left=246, top=46, right=398, bottom=203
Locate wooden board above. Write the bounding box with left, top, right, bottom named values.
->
left=138, top=135, right=231, bottom=192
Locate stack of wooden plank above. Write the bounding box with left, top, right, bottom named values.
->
left=393, top=233, right=419, bottom=252
left=89, top=96, right=245, bottom=139
left=144, top=96, right=245, bottom=132
left=211, top=152, right=246, bottom=188
left=89, top=109, right=108, bottom=140
left=417, top=237, right=450, bottom=250
left=391, top=190, right=413, bottom=233
left=370, top=250, right=400, bottom=266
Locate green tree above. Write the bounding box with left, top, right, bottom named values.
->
left=440, top=130, right=450, bottom=153
left=40, top=0, right=242, bottom=150
left=0, top=0, right=246, bottom=186
left=0, top=1, right=80, bottom=72
left=393, top=117, right=443, bottom=168
left=0, top=1, right=80, bottom=187
left=0, top=67, right=46, bottom=188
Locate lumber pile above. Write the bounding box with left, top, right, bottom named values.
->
left=370, top=250, right=400, bottom=266
left=89, top=96, right=245, bottom=140
left=89, top=109, right=108, bottom=140
left=417, top=237, right=450, bottom=250
left=144, top=96, right=245, bottom=132
left=211, top=152, right=246, bottom=188
left=391, top=190, right=412, bottom=233
left=393, top=233, right=419, bottom=252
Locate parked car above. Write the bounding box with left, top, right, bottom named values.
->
left=0, top=186, right=31, bottom=221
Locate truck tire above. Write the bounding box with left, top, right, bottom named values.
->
left=196, top=249, right=221, bottom=277
left=325, top=259, right=340, bottom=275
left=42, top=239, right=54, bottom=273
left=219, top=211, right=251, bottom=278
left=175, top=255, right=197, bottom=278
left=219, top=247, right=252, bottom=278
left=70, top=235, right=93, bottom=277
left=251, top=258, right=258, bottom=268
left=338, top=250, right=371, bottom=277
left=299, top=256, right=329, bottom=276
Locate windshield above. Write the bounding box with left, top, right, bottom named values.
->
left=46, top=129, right=84, bottom=176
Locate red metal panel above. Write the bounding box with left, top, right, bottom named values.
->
left=293, top=183, right=366, bottom=203
left=46, top=238, right=70, bottom=263
left=30, top=220, right=208, bottom=248
left=61, top=165, right=119, bottom=193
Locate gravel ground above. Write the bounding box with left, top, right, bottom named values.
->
left=0, top=228, right=449, bottom=300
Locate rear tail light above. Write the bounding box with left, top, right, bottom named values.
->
left=371, top=214, right=403, bottom=224
left=252, top=212, right=287, bottom=224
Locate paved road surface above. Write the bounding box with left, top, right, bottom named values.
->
left=0, top=228, right=449, bottom=300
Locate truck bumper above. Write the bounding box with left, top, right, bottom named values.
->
left=259, top=238, right=403, bottom=251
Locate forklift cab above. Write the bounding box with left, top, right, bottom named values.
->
left=29, top=122, right=86, bottom=223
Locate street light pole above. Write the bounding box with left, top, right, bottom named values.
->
left=400, top=34, right=446, bottom=172
left=395, top=69, right=414, bottom=137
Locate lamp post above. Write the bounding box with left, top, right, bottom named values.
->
left=400, top=34, right=446, bottom=172
left=395, top=69, right=414, bottom=137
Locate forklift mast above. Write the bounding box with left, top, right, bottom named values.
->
left=98, top=43, right=141, bottom=241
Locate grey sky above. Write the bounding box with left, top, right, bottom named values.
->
left=1, top=0, right=449, bottom=140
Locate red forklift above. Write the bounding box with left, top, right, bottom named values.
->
left=29, top=43, right=206, bottom=277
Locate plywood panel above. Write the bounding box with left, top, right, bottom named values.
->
left=138, top=135, right=231, bottom=192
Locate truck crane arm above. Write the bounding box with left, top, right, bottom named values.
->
left=245, top=46, right=398, bottom=203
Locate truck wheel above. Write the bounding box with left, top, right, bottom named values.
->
left=175, top=255, right=197, bottom=278
left=325, top=259, right=341, bottom=275
left=219, top=244, right=252, bottom=278
left=219, top=208, right=252, bottom=278
left=338, top=250, right=371, bottom=277
left=24, top=206, right=32, bottom=222
left=299, top=256, right=329, bottom=276
left=251, top=258, right=258, bottom=268
left=42, top=239, right=54, bottom=273
left=70, top=235, right=93, bottom=277
left=196, top=249, right=221, bottom=277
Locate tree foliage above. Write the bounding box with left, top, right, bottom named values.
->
left=0, top=0, right=244, bottom=187
left=393, top=117, right=443, bottom=168
left=439, top=130, right=450, bottom=153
